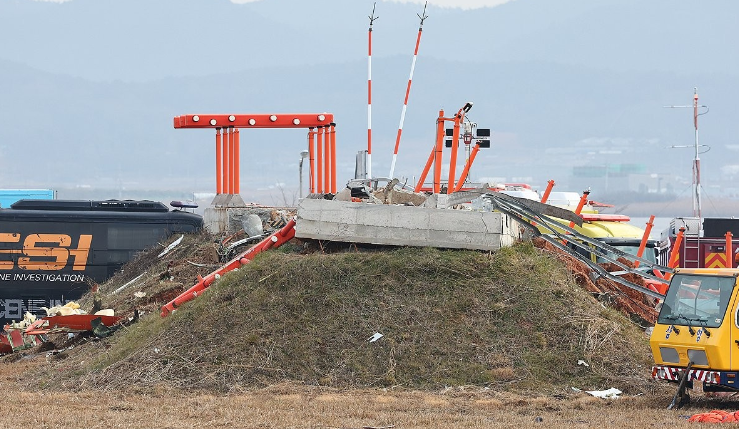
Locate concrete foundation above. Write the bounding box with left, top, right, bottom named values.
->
left=203, top=202, right=291, bottom=235
left=296, top=199, right=526, bottom=251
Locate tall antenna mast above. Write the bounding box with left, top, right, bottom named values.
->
left=664, top=87, right=709, bottom=222
left=693, top=88, right=701, bottom=221
left=388, top=1, right=428, bottom=179
left=367, top=3, right=378, bottom=180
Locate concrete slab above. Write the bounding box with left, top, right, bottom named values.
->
left=295, top=199, right=525, bottom=251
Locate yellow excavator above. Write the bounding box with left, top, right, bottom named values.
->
left=650, top=268, right=739, bottom=408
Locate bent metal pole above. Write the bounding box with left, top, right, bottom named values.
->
left=388, top=2, right=428, bottom=179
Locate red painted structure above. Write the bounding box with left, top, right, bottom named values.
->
left=659, top=218, right=739, bottom=270
left=160, top=218, right=296, bottom=317
left=173, top=113, right=337, bottom=194
left=414, top=103, right=475, bottom=194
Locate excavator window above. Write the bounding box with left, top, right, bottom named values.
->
left=658, top=274, right=736, bottom=328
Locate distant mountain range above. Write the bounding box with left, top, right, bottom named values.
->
left=1, top=0, right=737, bottom=205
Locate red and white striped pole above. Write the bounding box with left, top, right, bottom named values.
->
left=388, top=2, right=428, bottom=180
left=367, top=3, right=378, bottom=180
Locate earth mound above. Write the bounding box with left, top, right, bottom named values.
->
left=17, top=235, right=657, bottom=395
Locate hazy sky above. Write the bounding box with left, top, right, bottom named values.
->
left=4, top=0, right=739, bottom=207
left=32, top=0, right=518, bottom=9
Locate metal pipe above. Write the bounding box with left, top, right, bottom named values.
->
left=415, top=146, right=435, bottom=193
left=223, top=127, right=231, bottom=194
left=569, top=190, right=590, bottom=229
left=540, top=179, right=556, bottom=204
left=726, top=231, right=733, bottom=268
left=215, top=128, right=222, bottom=194
left=308, top=128, right=316, bottom=193
left=234, top=128, right=240, bottom=194
left=330, top=123, right=337, bottom=194
left=316, top=126, right=324, bottom=193
left=433, top=110, right=444, bottom=194
left=453, top=143, right=480, bottom=193
left=635, top=215, right=655, bottom=268
left=447, top=112, right=462, bottom=194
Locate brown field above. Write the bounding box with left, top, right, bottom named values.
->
left=1, top=358, right=736, bottom=428
left=5, top=237, right=739, bottom=427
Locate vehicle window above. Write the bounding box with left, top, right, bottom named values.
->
left=658, top=274, right=736, bottom=329
left=599, top=245, right=657, bottom=264
left=107, top=225, right=169, bottom=249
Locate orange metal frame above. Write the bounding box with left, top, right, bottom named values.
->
left=174, top=113, right=337, bottom=194
left=414, top=105, right=473, bottom=194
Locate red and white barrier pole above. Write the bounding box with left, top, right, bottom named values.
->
left=388, top=2, right=428, bottom=179
left=367, top=3, right=377, bottom=180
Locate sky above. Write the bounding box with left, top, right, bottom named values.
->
left=32, top=0, right=518, bottom=8
left=3, top=0, right=739, bottom=210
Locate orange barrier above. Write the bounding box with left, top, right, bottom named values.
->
left=160, top=219, right=296, bottom=317
left=726, top=231, right=733, bottom=268
left=634, top=215, right=655, bottom=268
left=414, top=103, right=472, bottom=194
left=568, top=190, right=590, bottom=229
left=666, top=227, right=686, bottom=280
left=452, top=143, right=481, bottom=193
left=688, top=410, right=739, bottom=423
left=540, top=179, right=555, bottom=204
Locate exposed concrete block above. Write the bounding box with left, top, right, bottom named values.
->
left=333, top=188, right=353, bottom=202
left=296, top=199, right=524, bottom=251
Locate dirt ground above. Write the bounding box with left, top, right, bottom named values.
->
left=0, top=357, right=735, bottom=428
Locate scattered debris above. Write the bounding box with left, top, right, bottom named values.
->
left=688, top=410, right=739, bottom=423
left=368, top=332, right=383, bottom=343
left=42, top=302, right=85, bottom=317
left=584, top=388, right=622, bottom=399
left=113, top=273, right=146, bottom=294
left=158, top=234, right=184, bottom=258
left=577, top=360, right=589, bottom=367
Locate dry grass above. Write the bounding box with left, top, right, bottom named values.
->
left=15, top=242, right=660, bottom=395
left=6, top=234, right=739, bottom=427
left=0, top=358, right=729, bottom=429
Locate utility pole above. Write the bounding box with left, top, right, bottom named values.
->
left=664, top=87, right=709, bottom=222
left=299, top=150, right=309, bottom=199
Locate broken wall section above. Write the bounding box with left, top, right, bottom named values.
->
left=296, top=199, right=526, bottom=251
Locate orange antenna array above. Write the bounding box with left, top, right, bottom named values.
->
left=173, top=113, right=337, bottom=195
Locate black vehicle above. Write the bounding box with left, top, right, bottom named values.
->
left=0, top=199, right=202, bottom=323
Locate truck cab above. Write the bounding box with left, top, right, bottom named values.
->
left=651, top=268, right=739, bottom=392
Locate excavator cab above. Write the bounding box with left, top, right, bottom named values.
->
left=651, top=269, right=739, bottom=400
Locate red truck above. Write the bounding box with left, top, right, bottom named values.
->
left=659, top=217, right=739, bottom=269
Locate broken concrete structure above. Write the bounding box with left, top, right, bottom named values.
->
left=204, top=204, right=291, bottom=235
left=295, top=199, right=526, bottom=251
